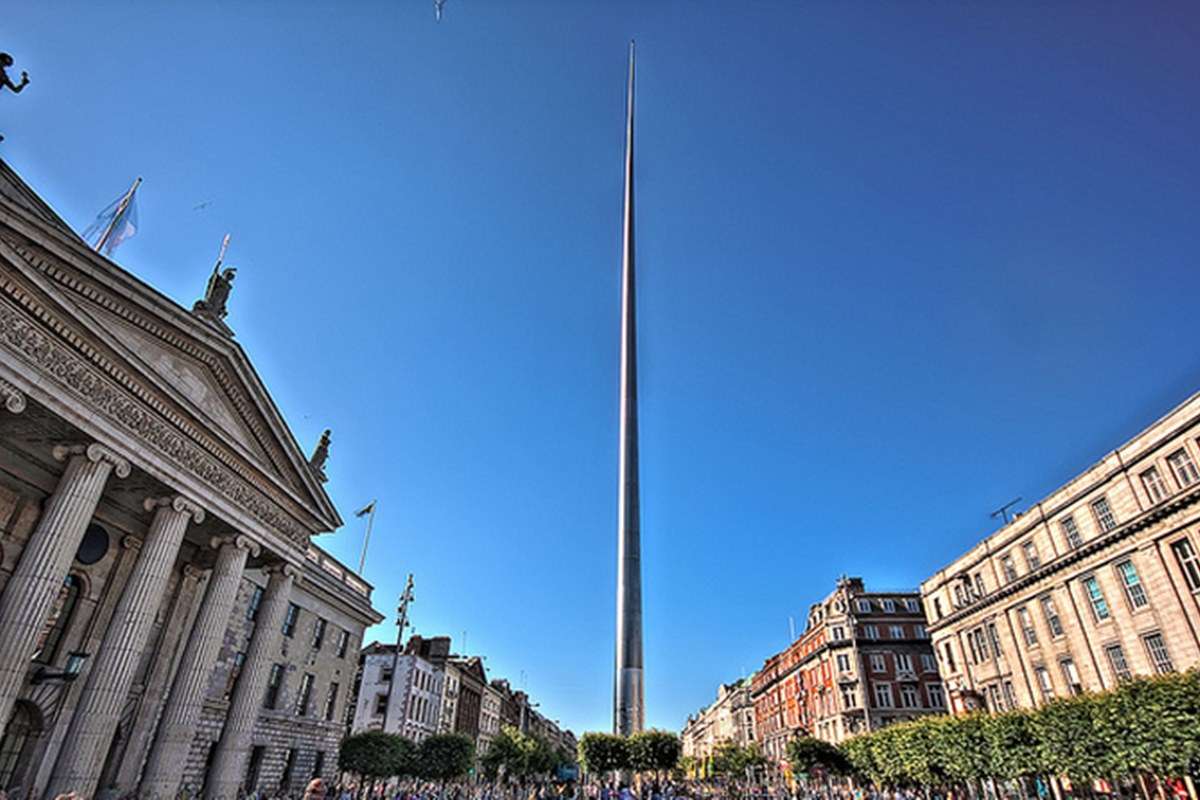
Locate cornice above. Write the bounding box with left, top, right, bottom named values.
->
left=927, top=486, right=1200, bottom=633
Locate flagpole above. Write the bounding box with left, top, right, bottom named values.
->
left=358, top=499, right=377, bottom=575
left=94, top=176, right=142, bottom=254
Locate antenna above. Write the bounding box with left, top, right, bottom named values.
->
left=990, top=497, right=1023, bottom=525
left=788, top=616, right=796, bottom=642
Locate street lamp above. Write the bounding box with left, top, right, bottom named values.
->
left=32, top=651, right=89, bottom=684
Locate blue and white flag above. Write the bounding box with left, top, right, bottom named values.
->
left=83, top=178, right=140, bottom=256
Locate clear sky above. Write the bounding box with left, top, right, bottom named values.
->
left=4, top=1, right=1199, bottom=736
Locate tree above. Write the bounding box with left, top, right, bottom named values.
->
left=480, top=726, right=525, bottom=781
left=787, top=736, right=849, bottom=779
left=629, top=730, right=682, bottom=778
left=578, top=733, right=631, bottom=775
left=339, top=731, right=413, bottom=781
left=418, top=733, right=475, bottom=782
left=712, top=741, right=765, bottom=778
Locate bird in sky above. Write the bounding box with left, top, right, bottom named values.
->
left=434, top=0, right=447, bottom=22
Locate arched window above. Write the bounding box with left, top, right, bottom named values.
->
left=32, top=574, right=82, bottom=664
left=0, top=701, right=39, bottom=787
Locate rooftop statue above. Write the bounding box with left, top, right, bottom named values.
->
left=194, top=265, right=236, bottom=320
left=309, top=429, right=331, bottom=483
left=0, top=52, right=31, bottom=142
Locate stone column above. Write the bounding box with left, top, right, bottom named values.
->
left=46, top=496, right=204, bottom=798
left=140, top=536, right=258, bottom=799
left=0, top=442, right=130, bottom=730
left=205, top=562, right=297, bottom=800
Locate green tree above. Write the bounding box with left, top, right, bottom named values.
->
left=711, top=741, right=766, bottom=778
left=338, top=731, right=413, bottom=781
left=480, top=726, right=526, bottom=781
left=418, top=733, right=476, bottom=782
left=629, top=730, right=682, bottom=778
left=578, top=733, right=631, bottom=775
left=787, top=736, right=849, bottom=778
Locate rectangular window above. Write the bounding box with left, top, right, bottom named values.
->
left=889, top=625, right=904, bottom=639
left=311, top=618, right=327, bottom=650
left=1040, top=595, right=1064, bottom=637
left=374, top=692, right=389, bottom=715
left=926, top=683, right=945, bottom=707
left=282, top=603, right=300, bottom=638
left=1001, top=554, right=1019, bottom=583
left=1143, top=632, right=1175, bottom=674
left=1104, top=644, right=1131, bottom=682
left=1115, top=560, right=1149, bottom=609
left=856, top=600, right=871, bottom=613
left=873, top=683, right=894, bottom=708
left=1168, top=449, right=1200, bottom=488
left=1023, top=541, right=1041, bottom=571
left=920, top=654, right=936, bottom=672
left=1061, top=515, right=1083, bottom=550
left=1172, top=538, right=1200, bottom=592
left=324, top=682, right=340, bottom=721
left=1060, top=658, right=1082, bottom=696
left=869, top=654, right=886, bottom=672
left=1017, top=606, right=1038, bottom=646
left=942, top=642, right=956, bottom=671
left=895, top=653, right=913, bottom=673
left=882, top=599, right=896, bottom=613
left=1083, top=576, right=1111, bottom=621
left=1091, top=497, right=1117, bottom=532
left=280, top=749, right=296, bottom=790
left=933, top=597, right=943, bottom=619
left=1142, top=466, right=1168, bottom=503
left=296, top=672, right=315, bottom=716
left=905, top=598, right=919, bottom=613
left=1002, top=681, right=1017, bottom=710
left=245, top=746, right=265, bottom=792
left=312, top=751, right=326, bottom=780
left=836, top=654, right=850, bottom=672
left=264, top=663, right=285, bottom=709
left=953, top=585, right=966, bottom=606
left=1034, top=667, right=1054, bottom=700
left=336, top=628, right=350, bottom=658
left=914, top=624, right=927, bottom=638
left=899, top=684, right=920, bottom=708
left=831, top=626, right=846, bottom=641
left=973, top=573, right=986, bottom=597
left=245, top=586, right=264, bottom=621
left=864, top=624, right=879, bottom=639
left=987, top=622, right=1003, bottom=659
left=840, top=685, right=858, bottom=708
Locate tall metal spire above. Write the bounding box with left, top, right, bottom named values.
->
left=614, top=39, right=645, bottom=737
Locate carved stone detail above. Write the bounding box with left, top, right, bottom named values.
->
left=144, top=494, right=206, bottom=525
left=52, top=442, right=132, bottom=479
left=0, top=376, right=24, bottom=413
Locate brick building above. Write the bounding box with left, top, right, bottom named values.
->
left=922, top=390, right=1200, bottom=713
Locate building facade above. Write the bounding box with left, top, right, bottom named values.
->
left=0, top=160, right=382, bottom=798
left=681, top=678, right=755, bottom=761
left=751, top=578, right=942, bottom=769
left=922, top=391, right=1200, bottom=714
left=348, top=637, right=447, bottom=743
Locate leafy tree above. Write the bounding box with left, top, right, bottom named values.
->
left=629, top=730, right=682, bottom=777
left=480, top=726, right=525, bottom=781
left=578, top=733, right=631, bottom=775
left=787, top=736, right=849, bottom=778
left=339, top=731, right=413, bottom=780
left=418, top=733, right=475, bottom=782
left=711, top=741, right=766, bottom=778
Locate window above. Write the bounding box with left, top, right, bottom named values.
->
left=374, top=693, right=389, bottom=715
left=863, top=624, right=879, bottom=639
left=926, top=683, right=945, bottom=707
left=245, top=746, right=265, bottom=792
left=942, top=642, right=956, bottom=671
left=905, top=598, right=919, bottom=613
left=312, top=751, right=326, bottom=780
left=1168, top=449, right=1200, bottom=488
left=914, top=624, right=927, bottom=638
left=264, top=664, right=285, bottom=709
left=953, top=585, right=966, bottom=606
left=1083, top=576, right=1111, bottom=621
left=1061, top=515, right=1083, bottom=550
left=882, top=599, right=896, bottom=613
left=840, top=685, right=858, bottom=708
left=324, top=682, right=340, bottom=721
left=920, top=654, right=936, bottom=673
left=225, top=651, right=246, bottom=700
left=1104, top=644, right=1131, bottom=682
left=987, top=684, right=1003, bottom=712
left=889, top=625, right=904, bottom=639
left=1060, top=659, right=1082, bottom=696
left=836, top=654, right=851, bottom=672
left=311, top=618, right=327, bottom=650
left=282, top=603, right=300, bottom=638
left=856, top=600, right=871, bottom=613
left=831, top=626, right=846, bottom=641
left=1091, top=497, right=1117, bottom=532
left=1022, top=541, right=1041, bottom=571
left=972, top=627, right=991, bottom=662
left=933, top=598, right=943, bottom=619
left=280, top=748, right=297, bottom=791
left=380, top=665, right=394, bottom=682
left=1001, top=555, right=1019, bottom=583
left=245, top=585, right=264, bottom=621
left=1142, top=467, right=1168, bottom=503
left=1040, top=595, right=1064, bottom=637
left=296, top=672, right=315, bottom=716
left=873, top=683, right=894, bottom=708
left=899, top=684, right=920, bottom=708
left=33, top=574, right=82, bottom=663
left=336, top=628, right=350, bottom=658
left=1002, top=681, right=1017, bottom=710
left=1172, top=538, right=1200, bottom=592
left=1143, top=632, right=1175, bottom=674
left=895, top=653, right=913, bottom=673
left=1016, top=606, right=1038, bottom=646
left=869, top=654, right=886, bottom=672
left=1034, top=667, right=1054, bottom=701
left=973, top=573, right=986, bottom=597
left=987, top=622, right=1003, bottom=659
left=1115, top=560, right=1148, bottom=609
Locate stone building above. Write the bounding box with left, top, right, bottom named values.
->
left=477, top=682, right=502, bottom=754
left=450, top=657, right=486, bottom=741
left=922, top=390, right=1200, bottom=713
left=751, top=578, right=941, bottom=769
left=680, top=678, right=755, bottom=762
left=349, top=637, right=446, bottom=743
left=0, top=160, right=382, bottom=798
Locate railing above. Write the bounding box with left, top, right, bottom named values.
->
left=305, top=545, right=372, bottom=598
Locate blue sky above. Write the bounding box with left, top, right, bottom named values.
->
left=4, top=1, right=1199, bottom=736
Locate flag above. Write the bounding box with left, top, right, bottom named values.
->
left=354, top=501, right=376, bottom=518
left=83, top=179, right=141, bottom=256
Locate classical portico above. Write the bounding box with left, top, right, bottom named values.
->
left=0, top=159, right=380, bottom=798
